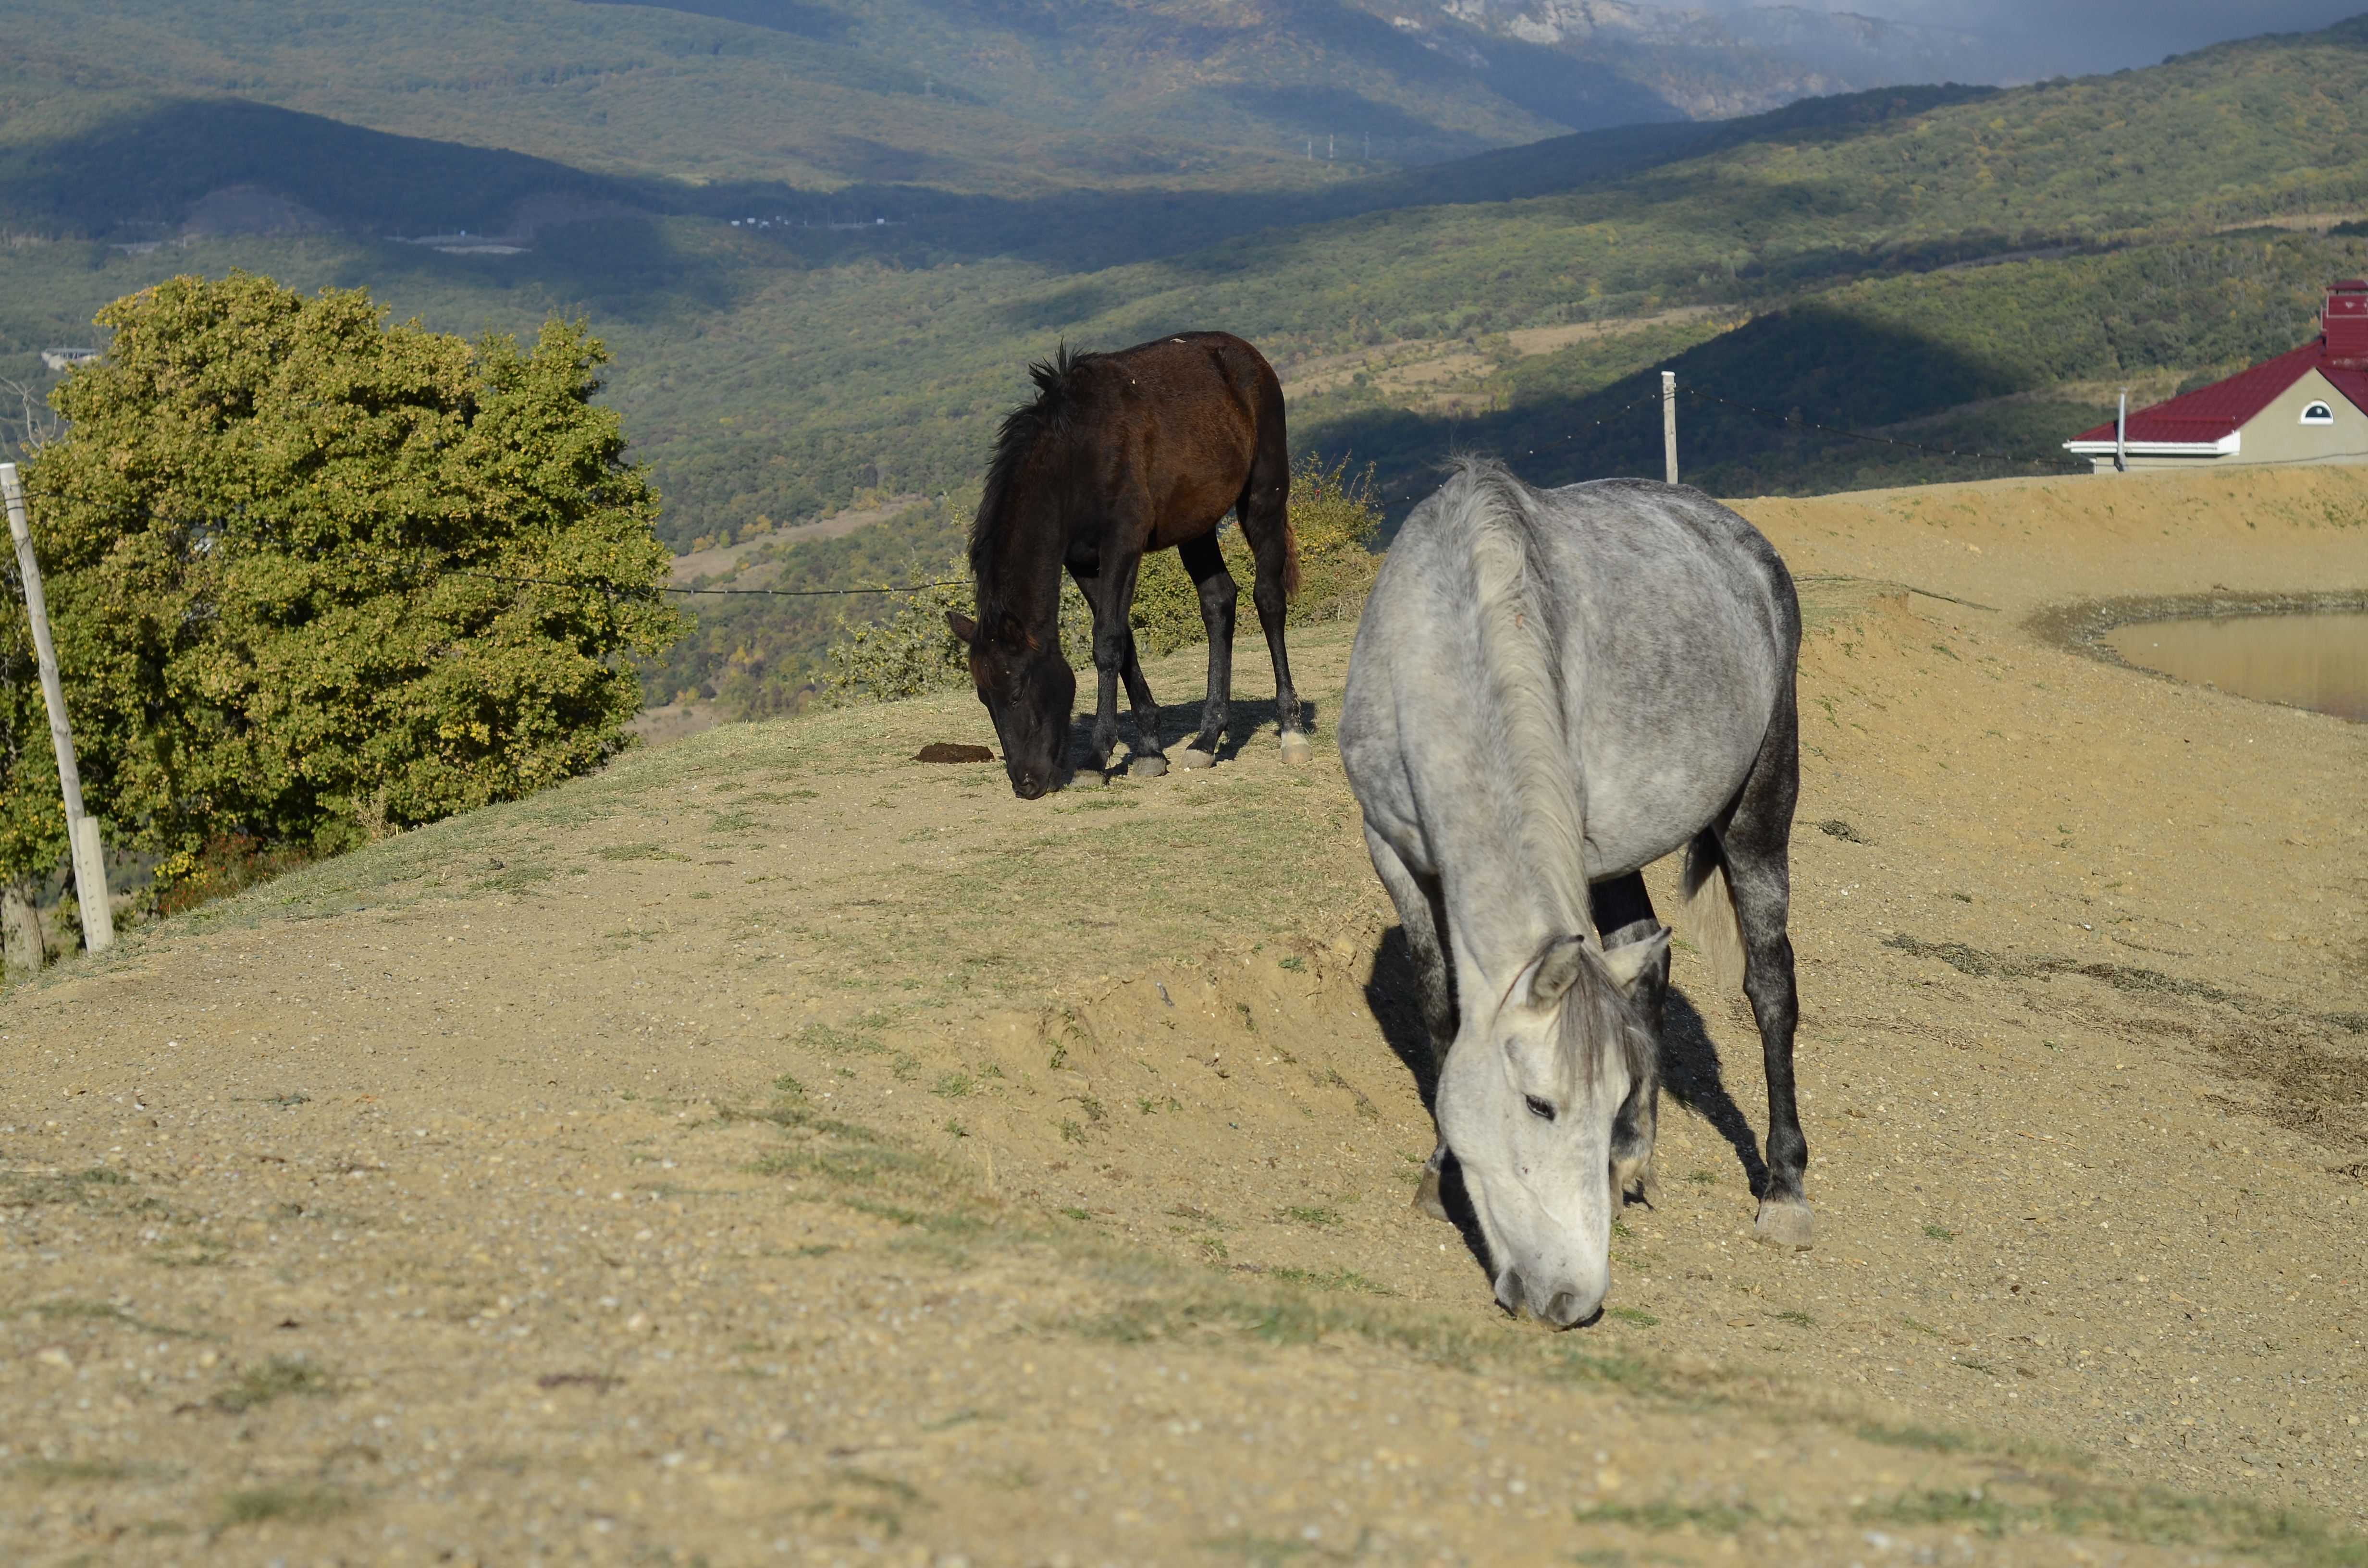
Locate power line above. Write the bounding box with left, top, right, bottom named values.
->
left=451, top=570, right=965, bottom=599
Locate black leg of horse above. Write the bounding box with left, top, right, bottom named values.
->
left=1719, top=687, right=1810, bottom=1248
left=1067, top=560, right=1121, bottom=774
left=1591, top=874, right=1668, bottom=1207
left=1072, top=558, right=1163, bottom=775
left=1366, top=827, right=1458, bottom=1222
left=1116, top=636, right=1167, bottom=774
left=1233, top=433, right=1304, bottom=759
left=1177, top=533, right=1237, bottom=762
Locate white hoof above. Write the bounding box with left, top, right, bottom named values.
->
left=1753, top=1199, right=1813, bottom=1250
left=1178, top=748, right=1216, bottom=770
left=1129, top=754, right=1168, bottom=778
left=1278, top=731, right=1313, bottom=765
left=1065, top=768, right=1107, bottom=790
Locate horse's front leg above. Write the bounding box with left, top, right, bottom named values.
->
left=1117, top=636, right=1168, bottom=776
left=1066, top=562, right=1122, bottom=776
left=1088, top=624, right=1126, bottom=777
left=1592, top=874, right=1667, bottom=1209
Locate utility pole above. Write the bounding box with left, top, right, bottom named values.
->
left=2114, top=387, right=2128, bottom=473
left=1661, top=371, right=1679, bottom=485
left=0, top=463, right=111, bottom=954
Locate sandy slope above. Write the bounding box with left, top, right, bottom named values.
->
left=0, top=465, right=2363, bottom=1566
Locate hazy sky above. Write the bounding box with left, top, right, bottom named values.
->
left=1677, top=0, right=2368, bottom=80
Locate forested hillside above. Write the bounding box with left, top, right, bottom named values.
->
left=3, top=4, right=2366, bottom=713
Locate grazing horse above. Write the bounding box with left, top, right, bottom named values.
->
left=946, top=332, right=1307, bottom=799
left=1338, top=459, right=1807, bottom=1328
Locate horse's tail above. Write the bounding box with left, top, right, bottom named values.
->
left=1681, top=831, right=1747, bottom=994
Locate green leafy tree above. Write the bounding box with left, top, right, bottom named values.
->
left=4, top=270, right=683, bottom=922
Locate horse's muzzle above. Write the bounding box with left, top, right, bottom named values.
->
left=1498, top=1267, right=1603, bottom=1329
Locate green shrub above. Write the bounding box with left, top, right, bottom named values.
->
left=822, top=566, right=974, bottom=705
left=9, top=272, right=681, bottom=900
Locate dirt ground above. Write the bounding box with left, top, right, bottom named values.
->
left=3, top=463, right=2366, bottom=1567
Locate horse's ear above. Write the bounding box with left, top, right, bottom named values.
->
left=1526, top=936, right=1591, bottom=1008
left=945, top=610, right=978, bottom=644
left=1598, top=926, right=1671, bottom=996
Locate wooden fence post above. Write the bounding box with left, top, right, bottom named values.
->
left=1661, top=371, right=1678, bottom=486
left=0, top=462, right=112, bottom=955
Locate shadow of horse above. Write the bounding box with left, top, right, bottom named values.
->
left=1066, top=693, right=1324, bottom=768
left=1661, top=986, right=1773, bottom=1198
left=1360, top=926, right=1776, bottom=1286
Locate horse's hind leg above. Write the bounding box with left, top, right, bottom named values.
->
left=1176, top=533, right=1235, bottom=765
left=1591, top=874, right=1667, bottom=1208
left=1366, top=826, right=1457, bottom=1222
left=1720, top=690, right=1810, bottom=1248
left=1234, top=431, right=1306, bottom=761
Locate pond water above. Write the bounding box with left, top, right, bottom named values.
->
left=2104, top=611, right=2368, bottom=723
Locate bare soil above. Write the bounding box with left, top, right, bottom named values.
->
left=3, top=464, right=2366, bottom=1567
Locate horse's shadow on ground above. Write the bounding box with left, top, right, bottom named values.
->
left=1066, top=694, right=1320, bottom=769
left=1361, top=927, right=1772, bottom=1284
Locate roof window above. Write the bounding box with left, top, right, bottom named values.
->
left=2301, top=400, right=2335, bottom=425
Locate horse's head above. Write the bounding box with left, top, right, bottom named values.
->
left=1436, top=927, right=1668, bottom=1328
left=947, top=609, right=1075, bottom=799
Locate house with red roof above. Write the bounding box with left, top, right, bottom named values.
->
left=2065, top=281, right=2368, bottom=472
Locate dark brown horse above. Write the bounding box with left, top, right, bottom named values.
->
left=947, top=331, right=1306, bottom=799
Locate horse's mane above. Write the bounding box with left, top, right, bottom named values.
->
left=1448, top=457, right=1591, bottom=936
left=968, top=344, right=1095, bottom=633
left=1443, top=457, right=1658, bottom=1085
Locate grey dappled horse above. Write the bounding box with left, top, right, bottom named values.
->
left=1338, top=460, right=1808, bottom=1329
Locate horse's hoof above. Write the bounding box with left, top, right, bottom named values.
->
left=1753, top=1199, right=1813, bottom=1250
left=1129, top=754, right=1168, bottom=778
left=1178, top=748, right=1216, bottom=770
left=1413, top=1165, right=1451, bottom=1223
left=1616, top=1155, right=1658, bottom=1208
left=1065, top=768, right=1107, bottom=790
left=1278, top=731, right=1313, bottom=765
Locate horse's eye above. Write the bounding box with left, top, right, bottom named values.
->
left=1524, top=1095, right=1556, bottom=1122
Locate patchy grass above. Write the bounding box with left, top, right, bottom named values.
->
left=213, top=1482, right=355, bottom=1527
left=1261, top=1267, right=1394, bottom=1296
left=16, top=1458, right=147, bottom=1483
left=1574, top=1496, right=1756, bottom=1533
left=1862, top=1482, right=2368, bottom=1568
left=212, top=1356, right=336, bottom=1413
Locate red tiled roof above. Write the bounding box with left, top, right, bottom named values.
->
left=2072, top=338, right=2368, bottom=444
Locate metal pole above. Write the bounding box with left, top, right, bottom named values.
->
left=2114, top=388, right=2128, bottom=473
left=0, top=463, right=111, bottom=954
left=1661, top=371, right=1679, bottom=485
